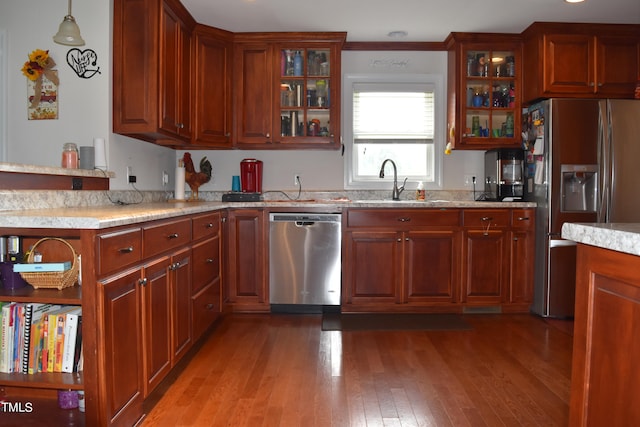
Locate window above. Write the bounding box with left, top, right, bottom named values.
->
left=344, top=74, right=443, bottom=190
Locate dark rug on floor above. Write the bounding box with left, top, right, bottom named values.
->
left=321, top=313, right=472, bottom=331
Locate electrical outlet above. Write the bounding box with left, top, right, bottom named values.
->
left=294, top=173, right=301, bottom=186
left=162, top=171, right=169, bottom=186
left=464, top=174, right=476, bottom=187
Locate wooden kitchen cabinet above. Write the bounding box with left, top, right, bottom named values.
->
left=140, top=256, right=172, bottom=398
left=570, top=244, right=640, bottom=426
left=113, top=0, right=196, bottom=146
left=169, top=247, right=192, bottom=364
left=192, top=25, right=234, bottom=147
left=191, top=212, right=222, bottom=341
left=522, top=22, right=640, bottom=102
left=225, top=209, right=268, bottom=311
left=343, top=209, right=462, bottom=312
left=461, top=209, right=535, bottom=311
left=100, top=267, right=144, bottom=427
left=233, top=33, right=346, bottom=149
left=445, top=33, right=523, bottom=150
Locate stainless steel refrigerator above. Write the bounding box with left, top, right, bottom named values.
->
left=524, top=98, right=640, bottom=318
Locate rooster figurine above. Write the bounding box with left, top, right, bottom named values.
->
left=182, top=152, right=212, bottom=200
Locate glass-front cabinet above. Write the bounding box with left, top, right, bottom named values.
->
left=446, top=34, right=522, bottom=150
left=279, top=48, right=333, bottom=141
left=233, top=33, right=345, bottom=149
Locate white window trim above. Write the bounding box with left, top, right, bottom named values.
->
left=342, top=73, right=444, bottom=191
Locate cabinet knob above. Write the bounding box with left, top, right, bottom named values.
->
left=265, top=133, right=271, bottom=139
left=168, top=233, right=179, bottom=239
left=513, top=237, right=519, bottom=241
left=206, top=223, right=214, bottom=228
left=139, top=278, right=148, bottom=287
left=206, top=258, right=214, bottom=264
left=589, top=82, right=595, bottom=87
left=206, top=303, right=214, bottom=310
left=405, top=237, right=410, bottom=241
left=118, top=246, right=134, bottom=254
left=398, top=217, right=411, bottom=222
left=397, top=238, right=402, bottom=242
left=176, top=123, right=184, bottom=129
left=481, top=217, right=492, bottom=221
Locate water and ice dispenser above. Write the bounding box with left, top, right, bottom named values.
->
left=560, top=164, right=597, bottom=212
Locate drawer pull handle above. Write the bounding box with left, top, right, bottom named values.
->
left=119, top=246, right=134, bottom=253
left=481, top=217, right=492, bottom=221
left=517, top=217, right=529, bottom=221
left=206, top=258, right=214, bottom=263
left=398, top=217, right=411, bottom=222
left=168, top=233, right=179, bottom=239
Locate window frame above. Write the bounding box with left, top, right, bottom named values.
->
left=343, top=73, right=444, bottom=191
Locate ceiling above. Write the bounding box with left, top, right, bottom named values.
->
left=182, top=0, right=640, bottom=42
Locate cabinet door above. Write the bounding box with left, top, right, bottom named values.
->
left=192, top=280, right=221, bottom=341
left=160, top=1, right=191, bottom=140
left=141, top=256, right=171, bottom=397
left=462, top=229, right=509, bottom=304
left=234, top=44, right=275, bottom=145
left=226, top=209, right=267, bottom=310
left=171, top=247, right=192, bottom=363
left=100, top=268, right=144, bottom=427
left=404, top=230, right=460, bottom=304
left=509, top=229, right=534, bottom=304
left=193, top=27, right=233, bottom=147
left=343, top=231, right=401, bottom=305
left=543, top=33, right=595, bottom=95
left=596, top=35, right=640, bottom=97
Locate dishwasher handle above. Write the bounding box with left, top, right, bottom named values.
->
left=270, top=213, right=341, bottom=223
left=295, top=221, right=316, bottom=226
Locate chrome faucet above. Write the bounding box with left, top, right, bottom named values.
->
left=379, top=159, right=407, bottom=201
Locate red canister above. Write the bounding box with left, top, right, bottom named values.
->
left=240, top=159, right=263, bottom=193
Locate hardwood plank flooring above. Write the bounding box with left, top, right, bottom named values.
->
left=142, top=313, right=573, bottom=427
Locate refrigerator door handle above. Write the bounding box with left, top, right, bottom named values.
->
left=549, top=239, right=578, bottom=248
left=597, top=100, right=611, bottom=223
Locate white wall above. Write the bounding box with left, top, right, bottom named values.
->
left=1, top=0, right=175, bottom=190
left=2, top=1, right=483, bottom=193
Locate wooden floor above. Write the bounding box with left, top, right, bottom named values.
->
left=142, top=313, right=573, bottom=427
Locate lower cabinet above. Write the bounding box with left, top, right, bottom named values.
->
left=570, top=244, right=640, bottom=426
left=141, top=256, right=172, bottom=398
left=225, top=209, right=268, bottom=311
left=343, top=208, right=534, bottom=313
left=342, top=209, right=462, bottom=312
left=100, top=268, right=144, bottom=427
left=170, top=247, right=192, bottom=364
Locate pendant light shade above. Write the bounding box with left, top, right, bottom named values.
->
left=53, top=0, right=85, bottom=46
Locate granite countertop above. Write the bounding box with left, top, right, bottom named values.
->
left=562, top=222, right=640, bottom=257
left=0, top=199, right=535, bottom=230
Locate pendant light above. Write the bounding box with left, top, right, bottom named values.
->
left=53, top=0, right=85, bottom=46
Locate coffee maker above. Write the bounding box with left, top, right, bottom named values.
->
left=240, top=158, right=263, bottom=194
left=483, top=148, right=524, bottom=201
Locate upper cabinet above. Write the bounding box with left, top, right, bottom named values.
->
left=522, top=22, right=640, bottom=103
left=192, top=25, right=234, bottom=148
left=233, top=33, right=346, bottom=149
left=446, top=33, right=523, bottom=150
left=113, top=0, right=196, bottom=147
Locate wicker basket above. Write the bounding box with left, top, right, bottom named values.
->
left=19, top=237, right=80, bottom=290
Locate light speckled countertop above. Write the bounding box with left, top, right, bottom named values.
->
left=562, top=223, right=640, bottom=257
left=0, top=199, right=536, bottom=230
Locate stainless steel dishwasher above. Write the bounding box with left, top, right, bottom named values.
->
left=269, top=213, right=341, bottom=311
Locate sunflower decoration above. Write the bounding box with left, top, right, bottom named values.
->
left=21, top=49, right=59, bottom=108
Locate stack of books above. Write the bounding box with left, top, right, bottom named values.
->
left=0, top=303, right=82, bottom=375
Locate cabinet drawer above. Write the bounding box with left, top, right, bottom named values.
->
left=143, top=218, right=192, bottom=258
left=192, top=212, right=220, bottom=241
left=192, top=281, right=220, bottom=341
left=347, top=209, right=461, bottom=228
left=463, top=209, right=511, bottom=228
left=98, top=228, right=142, bottom=275
left=192, top=237, right=220, bottom=294
left=511, top=209, right=534, bottom=230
